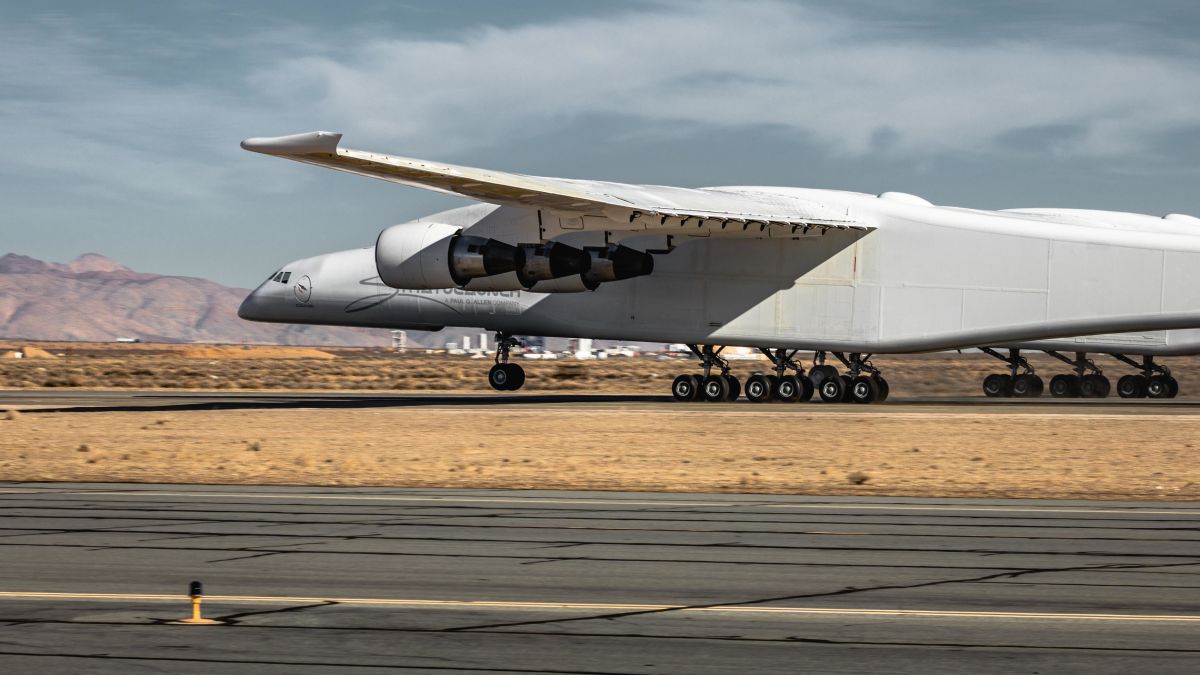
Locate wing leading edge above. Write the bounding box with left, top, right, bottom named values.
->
left=241, top=131, right=872, bottom=237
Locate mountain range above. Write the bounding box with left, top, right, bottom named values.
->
left=0, top=253, right=397, bottom=345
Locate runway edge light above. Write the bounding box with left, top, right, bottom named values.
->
left=173, top=580, right=221, bottom=625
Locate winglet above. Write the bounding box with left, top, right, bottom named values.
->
left=240, top=131, right=343, bottom=156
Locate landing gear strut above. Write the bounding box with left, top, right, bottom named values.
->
left=671, top=344, right=739, bottom=402
left=487, top=332, right=526, bottom=391
left=1108, top=354, right=1178, bottom=399
left=980, top=348, right=1043, bottom=398
left=744, top=348, right=814, bottom=403
left=1044, top=351, right=1109, bottom=398
left=821, top=352, right=889, bottom=404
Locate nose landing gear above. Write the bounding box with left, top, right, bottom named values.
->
left=487, top=332, right=526, bottom=391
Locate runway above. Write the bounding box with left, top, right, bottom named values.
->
left=4, top=388, right=1200, bottom=414
left=0, top=484, right=1197, bottom=673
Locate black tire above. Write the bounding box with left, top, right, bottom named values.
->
left=809, top=365, right=838, bottom=389
left=505, top=363, right=525, bottom=391
left=983, top=373, right=1012, bottom=398
left=1049, top=374, right=1080, bottom=398
left=744, top=374, right=771, bottom=403
left=873, top=376, right=890, bottom=402
left=1117, top=374, right=1146, bottom=399
left=1165, top=376, right=1180, bottom=399
left=701, top=374, right=730, bottom=402
left=839, top=375, right=854, bottom=402
left=773, top=375, right=801, bottom=403
left=1011, top=374, right=1040, bottom=398
left=1082, top=374, right=1109, bottom=398
left=1147, top=375, right=1172, bottom=399
left=671, top=374, right=699, bottom=401
left=488, top=364, right=512, bottom=391
left=849, top=376, right=879, bottom=404
left=819, top=374, right=846, bottom=402
left=797, top=375, right=815, bottom=402
left=724, top=375, right=741, bottom=401
left=1029, top=374, right=1044, bottom=397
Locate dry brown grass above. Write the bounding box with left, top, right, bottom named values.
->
left=2, top=406, right=1199, bottom=500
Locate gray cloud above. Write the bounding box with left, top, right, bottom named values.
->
left=251, top=1, right=1200, bottom=160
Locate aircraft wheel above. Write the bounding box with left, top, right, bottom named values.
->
left=809, top=365, right=838, bottom=389
left=1049, top=374, right=1080, bottom=398
left=671, top=374, right=700, bottom=402
left=745, top=374, right=772, bottom=403
left=873, top=376, right=890, bottom=402
left=724, top=374, right=741, bottom=401
left=506, top=364, right=526, bottom=391
left=983, top=373, right=1012, bottom=398
left=797, top=375, right=816, bottom=402
left=1165, top=376, right=1180, bottom=399
left=1117, top=374, right=1146, bottom=398
left=839, top=375, right=854, bottom=402
left=849, top=376, right=880, bottom=404
left=701, top=374, right=730, bottom=402
left=1080, top=374, right=1109, bottom=399
left=1147, top=375, right=1173, bottom=399
left=1011, top=374, right=1040, bottom=398
left=773, top=375, right=801, bottom=403
left=488, top=364, right=515, bottom=391
left=819, top=374, right=846, bottom=402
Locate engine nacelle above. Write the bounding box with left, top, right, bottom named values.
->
left=581, top=245, right=654, bottom=289
left=514, top=242, right=590, bottom=289
left=375, top=222, right=519, bottom=289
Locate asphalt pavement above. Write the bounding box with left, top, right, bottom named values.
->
left=0, top=483, right=1197, bottom=673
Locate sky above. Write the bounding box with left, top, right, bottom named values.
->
left=3, top=0, right=1200, bottom=288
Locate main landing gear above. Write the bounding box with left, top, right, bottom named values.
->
left=669, top=348, right=889, bottom=404
left=1108, top=354, right=1179, bottom=399
left=670, top=345, right=740, bottom=402
left=817, top=352, right=890, bottom=404
left=980, top=348, right=1044, bottom=398
left=977, top=349, right=1182, bottom=399
left=744, top=348, right=814, bottom=403
left=487, top=332, right=526, bottom=391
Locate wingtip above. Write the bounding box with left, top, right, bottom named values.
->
left=240, top=131, right=343, bottom=155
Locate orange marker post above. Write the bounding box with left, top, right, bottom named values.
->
left=175, top=580, right=221, bottom=625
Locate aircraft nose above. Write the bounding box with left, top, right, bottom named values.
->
left=238, top=287, right=272, bottom=321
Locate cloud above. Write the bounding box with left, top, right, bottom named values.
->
left=250, top=0, right=1200, bottom=160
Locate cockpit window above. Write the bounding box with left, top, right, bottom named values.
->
left=280, top=271, right=291, bottom=283
left=269, top=270, right=282, bottom=282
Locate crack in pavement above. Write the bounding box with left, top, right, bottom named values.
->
left=441, top=559, right=1200, bottom=632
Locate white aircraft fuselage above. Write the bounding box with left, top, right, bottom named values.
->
left=240, top=200, right=1200, bottom=355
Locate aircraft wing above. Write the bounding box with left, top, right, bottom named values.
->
left=241, top=131, right=871, bottom=235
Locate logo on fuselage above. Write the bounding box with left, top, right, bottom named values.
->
left=294, top=275, right=312, bottom=304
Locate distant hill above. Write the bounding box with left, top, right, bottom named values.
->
left=0, top=253, right=395, bottom=346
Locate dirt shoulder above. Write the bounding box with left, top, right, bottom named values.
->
left=3, top=405, right=1198, bottom=500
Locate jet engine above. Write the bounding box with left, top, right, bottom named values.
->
left=581, top=244, right=654, bottom=289
left=514, top=242, right=591, bottom=289
left=376, top=222, right=520, bottom=289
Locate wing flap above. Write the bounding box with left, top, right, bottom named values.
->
left=241, top=131, right=873, bottom=235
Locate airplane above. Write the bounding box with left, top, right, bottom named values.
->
left=238, top=131, right=1200, bottom=404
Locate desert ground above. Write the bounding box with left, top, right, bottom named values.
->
left=2, top=341, right=1198, bottom=499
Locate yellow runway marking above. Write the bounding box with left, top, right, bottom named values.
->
left=0, top=488, right=1197, bottom=516
left=1, top=591, right=1197, bottom=623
